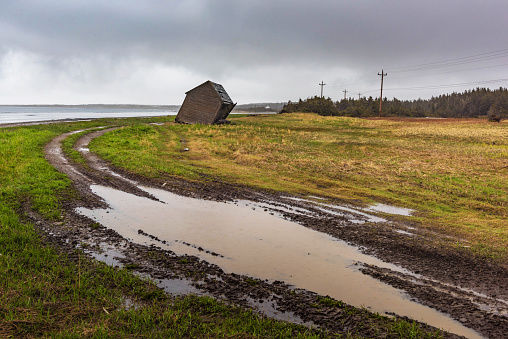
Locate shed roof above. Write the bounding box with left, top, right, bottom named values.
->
left=186, top=81, right=234, bottom=105
left=211, top=82, right=234, bottom=104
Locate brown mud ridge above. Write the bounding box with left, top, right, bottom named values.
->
left=32, top=128, right=508, bottom=338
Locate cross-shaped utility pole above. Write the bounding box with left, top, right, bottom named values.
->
left=343, top=89, right=348, bottom=100
left=319, top=81, right=326, bottom=98
left=378, top=69, right=387, bottom=116
left=358, top=93, right=362, bottom=100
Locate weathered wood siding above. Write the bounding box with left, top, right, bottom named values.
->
left=176, top=81, right=235, bottom=125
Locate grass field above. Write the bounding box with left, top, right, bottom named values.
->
left=91, top=114, right=508, bottom=260
left=1, top=113, right=505, bottom=337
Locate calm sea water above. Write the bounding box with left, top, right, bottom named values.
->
left=0, top=106, right=177, bottom=125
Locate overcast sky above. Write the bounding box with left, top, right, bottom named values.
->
left=0, top=0, right=507, bottom=105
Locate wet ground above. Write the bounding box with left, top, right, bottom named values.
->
left=34, top=127, right=508, bottom=338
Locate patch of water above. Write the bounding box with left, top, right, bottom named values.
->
left=74, top=140, right=140, bottom=187
left=282, top=196, right=383, bottom=223
left=86, top=243, right=204, bottom=296
left=476, top=303, right=508, bottom=317
left=283, top=196, right=415, bottom=221
left=69, top=129, right=87, bottom=135
left=88, top=244, right=204, bottom=296
left=121, top=297, right=142, bottom=310
left=395, top=230, right=416, bottom=236
left=156, top=277, right=204, bottom=296
left=237, top=200, right=312, bottom=218
left=307, top=195, right=328, bottom=201
left=87, top=246, right=126, bottom=268
left=76, top=185, right=482, bottom=339
left=316, top=203, right=386, bottom=223
left=365, top=203, right=413, bottom=216
left=104, top=169, right=139, bottom=185
left=69, top=126, right=109, bottom=135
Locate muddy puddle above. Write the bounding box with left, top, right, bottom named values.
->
left=81, top=241, right=206, bottom=297
left=76, top=184, right=482, bottom=339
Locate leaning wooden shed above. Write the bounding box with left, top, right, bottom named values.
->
left=175, top=81, right=236, bottom=125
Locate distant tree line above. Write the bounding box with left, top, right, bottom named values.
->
left=280, top=87, right=508, bottom=121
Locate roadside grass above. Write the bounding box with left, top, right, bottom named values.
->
left=91, top=113, right=508, bottom=260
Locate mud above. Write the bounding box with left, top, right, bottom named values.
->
left=32, top=127, right=508, bottom=338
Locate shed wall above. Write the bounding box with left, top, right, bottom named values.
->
left=176, top=83, right=222, bottom=124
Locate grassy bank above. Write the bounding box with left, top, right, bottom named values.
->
left=90, top=114, right=508, bottom=260
left=0, top=118, right=325, bottom=338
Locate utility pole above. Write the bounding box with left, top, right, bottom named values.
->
left=378, top=69, right=387, bottom=117
left=319, top=81, right=326, bottom=98
left=358, top=93, right=362, bottom=100
left=343, top=89, right=348, bottom=100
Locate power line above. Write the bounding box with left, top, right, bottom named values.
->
left=329, top=74, right=379, bottom=87
left=386, top=62, right=508, bottom=81
left=355, top=77, right=508, bottom=96
left=331, top=48, right=508, bottom=91
left=386, top=48, right=508, bottom=73
left=384, top=78, right=508, bottom=91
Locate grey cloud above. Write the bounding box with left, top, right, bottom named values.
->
left=3, top=1, right=506, bottom=64
left=1, top=1, right=507, bottom=103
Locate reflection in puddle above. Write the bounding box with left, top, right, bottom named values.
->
left=76, top=185, right=481, bottom=339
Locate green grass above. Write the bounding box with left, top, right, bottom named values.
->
left=91, top=114, right=508, bottom=260
left=315, top=296, right=345, bottom=308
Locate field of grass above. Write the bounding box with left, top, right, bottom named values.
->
left=91, top=114, right=508, bottom=260
left=1, top=114, right=503, bottom=338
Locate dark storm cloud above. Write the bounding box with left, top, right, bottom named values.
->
left=1, top=0, right=507, bottom=103
left=2, top=1, right=503, bottom=65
